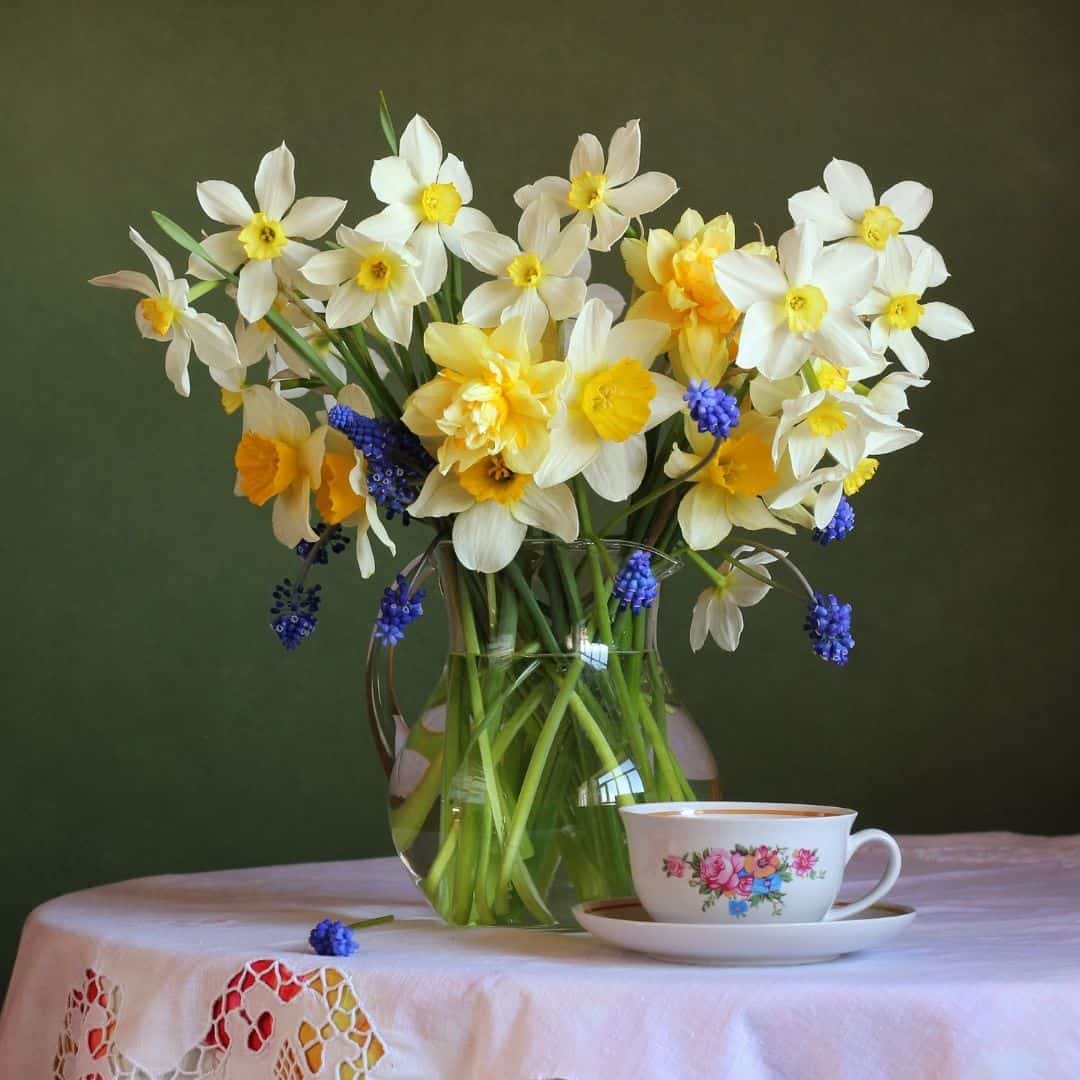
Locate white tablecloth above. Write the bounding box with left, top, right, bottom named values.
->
left=2, top=834, right=1078, bottom=1079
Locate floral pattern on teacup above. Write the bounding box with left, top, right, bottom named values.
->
left=661, top=844, right=826, bottom=916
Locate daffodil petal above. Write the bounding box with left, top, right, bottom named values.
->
left=918, top=302, right=973, bottom=341
left=280, top=196, right=346, bottom=240
left=371, top=155, right=421, bottom=204
left=453, top=501, right=527, bottom=572
left=255, top=143, right=296, bottom=220
left=399, top=114, right=443, bottom=185
left=881, top=180, right=933, bottom=232
left=461, top=279, right=518, bottom=327
left=196, top=180, right=254, bottom=227
left=606, top=171, right=677, bottom=218
left=164, top=332, right=192, bottom=397
left=583, top=435, right=647, bottom=501
left=236, top=259, right=278, bottom=323
left=823, top=159, right=874, bottom=219
left=514, top=482, right=579, bottom=542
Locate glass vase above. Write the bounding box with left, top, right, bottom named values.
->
left=366, top=539, right=719, bottom=928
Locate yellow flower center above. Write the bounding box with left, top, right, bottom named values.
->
left=458, top=454, right=531, bottom=505
left=139, top=296, right=177, bottom=336
left=806, top=400, right=848, bottom=437
left=844, top=457, right=879, bottom=496
left=783, top=284, right=828, bottom=333
left=507, top=252, right=545, bottom=289
left=858, top=205, right=903, bottom=250
left=580, top=359, right=656, bottom=442
left=220, top=388, right=245, bottom=415
left=234, top=432, right=298, bottom=506
left=316, top=452, right=367, bottom=524
left=670, top=234, right=740, bottom=331
left=885, top=293, right=924, bottom=330
left=813, top=359, right=849, bottom=392
left=238, top=211, right=289, bottom=261
left=701, top=433, right=778, bottom=496
left=356, top=254, right=394, bottom=292
left=568, top=170, right=607, bottom=212
left=419, top=182, right=462, bottom=225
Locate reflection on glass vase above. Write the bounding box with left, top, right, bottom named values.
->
left=366, top=539, right=719, bottom=928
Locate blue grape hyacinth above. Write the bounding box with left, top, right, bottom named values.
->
left=270, top=580, right=322, bottom=650
left=684, top=380, right=740, bottom=440
left=327, top=404, right=435, bottom=523
left=812, top=496, right=856, bottom=546
left=373, top=574, right=426, bottom=645
left=308, top=918, right=357, bottom=957
left=612, top=550, right=658, bottom=614
left=804, top=592, right=855, bottom=666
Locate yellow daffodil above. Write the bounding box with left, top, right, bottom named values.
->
left=189, top=143, right=346, bottom=323
left=409, top=454, right=578, bottom=573
left=234, top=385, right=328, bottom=547
left=402, top=317, right=564, bottom=475
left=515, top=119, right=678, bottom=252
left=90, top=227, right=240, bottom=397
left=315, top=386, right=395, bottom=576
left=533, top=298, right=684, bottom=500
left=665, top=413, right=792, bottom=550
left=622, top=210, right=746, bottom=386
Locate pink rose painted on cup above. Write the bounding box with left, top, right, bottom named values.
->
left=663, top=855, right=688, bottom=878
left=697, top=849, right=742, bottom=894
left=792, top=848, right=818, bottom=876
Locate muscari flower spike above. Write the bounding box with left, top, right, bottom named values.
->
left=270, top=579, right=322, bottom=650
left=308, top=918, right=357, bottom=957
left=612, top=550, right=658, bottom=614
left=295, top=522, right=351, bottom=564
left=804, top=591, right=855, bottom=666
left=328, top=404, right=436, bottom=523
left=373, top=574, right=426, bottom=646
left=684, top=380, right=740, bottom=440
left=812, top=495, right=856, bottom=546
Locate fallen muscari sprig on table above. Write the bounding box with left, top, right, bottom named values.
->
left=308, top=915, right=395, bottom=957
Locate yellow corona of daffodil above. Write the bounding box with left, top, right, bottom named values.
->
left=622, top=210, right=752, bottom=385
left=314, top=385, right=395, bottom=576
left=401, top=317, right=564, bottom=476
left=665, top=412, right=792, bottom=550
left=409, top=453, right=578, bottom=573
left=234, top=385, right=328, bottom=547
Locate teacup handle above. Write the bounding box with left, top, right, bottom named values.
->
left=824, top=828, right=902, bottom=921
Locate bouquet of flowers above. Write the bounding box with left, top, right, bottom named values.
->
left=93, top=97, right=972, bottom=927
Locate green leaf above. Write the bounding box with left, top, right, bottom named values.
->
left=151, top=212, right=237, bottom=283
left=186, top=279, right=223, bottom=302
left=378, top=90, right=398, bottom=154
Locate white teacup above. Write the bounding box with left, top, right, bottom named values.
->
left=620, top=801, right=902, bottom=925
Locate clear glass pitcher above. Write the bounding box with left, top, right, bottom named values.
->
left=366, top=539, right=720, bottom=928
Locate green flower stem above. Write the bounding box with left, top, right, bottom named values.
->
left=506, top=562, right=562, bottom=653
left=496, top=658, right=584, bottom=899
left=422, top=817, right=459, bottom=916
left=541, top=557, right=570, bottom=643
left=567, top=694, right=636, bottom=808
left=801, top=358, right=822, bottom=393
left=473, top=806, right=496, bottom=924
left=389, top=749, right=444, bottom=853
left=683, top=545, right=803, bottom=601
left=553, top=544, right=585, bottom=625
left=491, top=687, right=545, bottom=763
left=347, top=915, right=395, bottom=931
left=343, top=326, right=404, bottom=417
left=186, top=278, right=222, bottom=302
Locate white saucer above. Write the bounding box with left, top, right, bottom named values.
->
left=573, top=897, right=916, bottom=966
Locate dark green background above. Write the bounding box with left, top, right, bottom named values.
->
left=3, top=0, right=1077, bottom=995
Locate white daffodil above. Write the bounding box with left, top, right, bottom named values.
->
left=772, top=386, right=920, bottom=480
left=690, top=547, right=780, bottom=652
left=789, top=158, right=933, bottom=251
left=747, top=354, right=886, bottom=419
left=713, top=222, right=878, bottom=380
left=533, top=298, right=683, bottom=500
left=514, top=119, right=678, bottom=252
left=315, top=385, right=395, bottom=577
left=189, top=143, right=346, bottom=323
left=354, top=114, right=495, bottom=297
left=665, top=413, right=793, bottom=550
left=233, top=385, right=328, bottom=547
left=409, top=454, right=578, bottom=573
left=462, top=197, right=589, bottom=341
left=854, top=239, right=973, bottom=376
left=300, top=228, right=424, bottom=344
left=90, top=227, right=240, bottom=396
left=769, top=421, right=912, bottom=530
